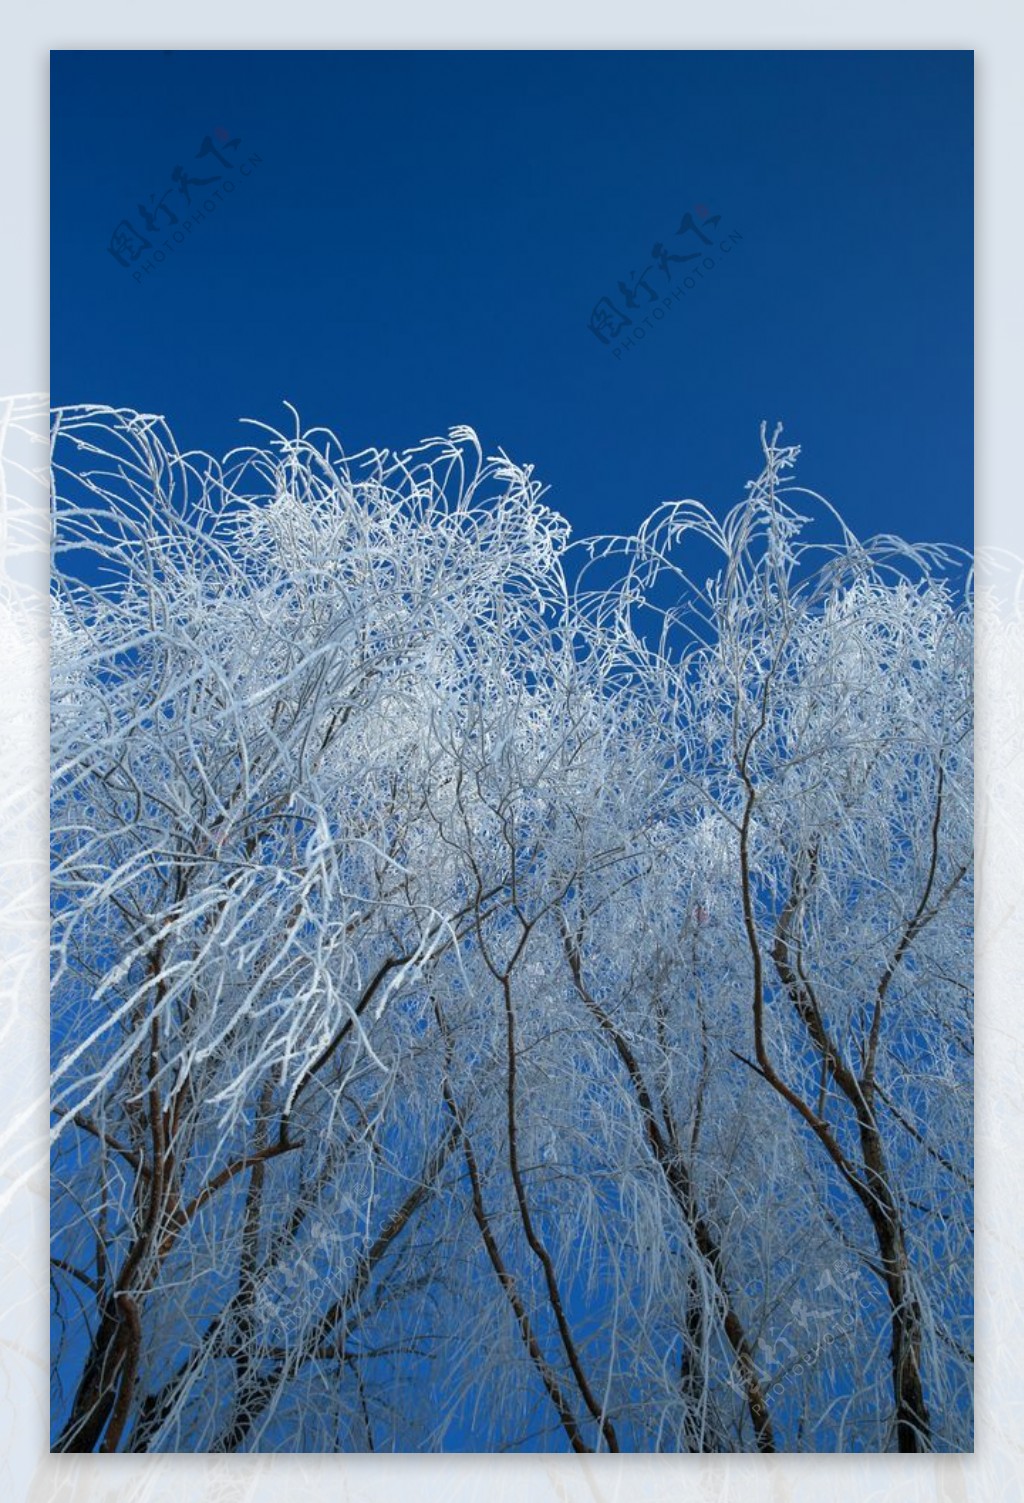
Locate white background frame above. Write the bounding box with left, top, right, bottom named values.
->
left=2, top=7, right=1016, bottom=1500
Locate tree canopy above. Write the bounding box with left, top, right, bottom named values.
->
left=49, top=408, right=973, bottom=1453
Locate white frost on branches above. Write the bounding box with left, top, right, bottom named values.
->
left=49, top=409, right=972, bottom=1455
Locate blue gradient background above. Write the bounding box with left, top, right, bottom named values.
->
left=50, top=49, right=972, bottom=549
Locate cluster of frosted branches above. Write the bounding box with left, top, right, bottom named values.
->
left=50, top=408, right=973, bottom=1453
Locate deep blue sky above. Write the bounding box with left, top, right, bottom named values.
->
left=51, top=49, right=973, bottom=550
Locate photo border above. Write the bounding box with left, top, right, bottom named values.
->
left=4, top=8, right=1014, bottom=1499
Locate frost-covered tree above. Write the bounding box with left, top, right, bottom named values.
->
left=49, top=409, right=972, bottom=1453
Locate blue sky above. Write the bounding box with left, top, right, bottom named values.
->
left=51, top=49, right=973, bottom=550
